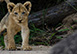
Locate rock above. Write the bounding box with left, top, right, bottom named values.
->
left=50, top=31, right=77, bottom=54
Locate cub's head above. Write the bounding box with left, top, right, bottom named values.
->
left=7, top=1, right=32, bottom=23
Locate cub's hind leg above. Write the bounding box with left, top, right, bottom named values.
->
left=4, top=34, right=8, bottom=48
left=0, top=24, right=6, bottom=34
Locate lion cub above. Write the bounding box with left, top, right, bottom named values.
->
left=0, top=1, right=32, bottom=50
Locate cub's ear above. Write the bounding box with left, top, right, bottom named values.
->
left=7, top=2, right=15, bottom=12
left=24, top=1, right=32, bottom=13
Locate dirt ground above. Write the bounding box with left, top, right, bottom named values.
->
left=0, top=46, right=52, bottom=51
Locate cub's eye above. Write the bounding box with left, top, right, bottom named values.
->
left=22, top=12, right=25, bottom=15
left=14, top=12, right=18, bottom=15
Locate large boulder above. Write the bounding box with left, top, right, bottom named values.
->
left=50, top=31, right=77, bottom=54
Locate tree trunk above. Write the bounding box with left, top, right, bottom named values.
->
left=28, top=1, right=77, bottom=27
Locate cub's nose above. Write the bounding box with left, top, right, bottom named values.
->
left=19, top=20, right=22, bottom=23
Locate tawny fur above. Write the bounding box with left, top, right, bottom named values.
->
left=0, top=1, right=32, bottom=50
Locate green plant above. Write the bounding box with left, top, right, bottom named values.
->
left=56, top=36, right=62, bottom=39
left=64, top=0, right=77, bottom=11
left=29, top=23, right=44, bottom=43
left=58, top=28, right=69, bottom=32
left=14, top=34, right=22, bottom=44
left=0, top=35, right=4, bottom=46
left=49, top=33, right=56, bottom=40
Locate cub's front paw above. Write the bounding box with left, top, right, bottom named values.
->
left=22, top=46, right=32, bottom=51
left=7, top=45, right=16, bottom=50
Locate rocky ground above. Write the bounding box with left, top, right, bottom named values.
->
left=0, top=46, right=51, bottom=54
